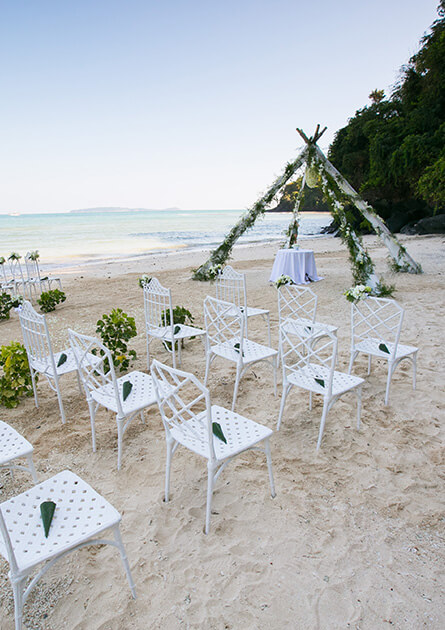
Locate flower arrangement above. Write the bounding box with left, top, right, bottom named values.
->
left=8, top=252, right=21, bottom=261
left=28, top=250, right=40, bottom=261
left=138, top=275, right=152, bottom=288
left=274, top=275, right=295, bottom=289
left=344, top=285, right=372, bottom=303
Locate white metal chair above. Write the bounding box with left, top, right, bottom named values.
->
left=277, top=284, right=338, bottom=362
left=277, top=319, right=364, bottom=449
left=69, top=329, right=160, bottom=470
left=142, top=277, right=206, bottom=369
left=24, top=252, right=62, bottom=294
left=1, top=258, right=17, bottom=295
left=348, top=296, right=418, bottom=405
left=0, top=469, right=136, bottom=630
left=8, top=256, right=32, bottom=300
left=151, top=360, right=276, bottom=534
left=216, top=265, right=271, bottom=344
left=0, top=421, right=38, bottom=483
left=18, top=301, right=86, bottom=424
left=203, top=296, right=277, bottom=410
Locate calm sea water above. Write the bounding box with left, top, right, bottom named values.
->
left=0, top=209, right=332, bottom=266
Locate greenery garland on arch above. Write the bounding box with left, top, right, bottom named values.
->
left=192, top=127, right=422, bottom=289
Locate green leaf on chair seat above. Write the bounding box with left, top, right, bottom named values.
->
left=57, top=353, right=67, bottom=367
left=122, top=380, right=133, bottom=401
left=173, top=325, right=181, bottom=335
left=233, top=342, right=244, bottom=357
left=40, top=501, right=56, bottom=538
left=379, top=343, right=390, bottom=354
left=212, top=422, right=227, bottom=444
left=314, top=378, right=325, bottom=387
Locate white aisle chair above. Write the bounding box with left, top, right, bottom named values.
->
left=8, top=256, right=32, bottom=300
left=18, top=301, right=87, bottom=424
left=0, top=421, right=38, bottom=483
left=348, top=296, right=418, bottom=405
left=0, top=470, right=136, bottom=630
left=24, top=252, right=63, bottom=294
left=69, top=329, right=159, bottom=470
left=203, top=296, right=278, bottom=411
left=277, top=284, right=337, bottom=364
left=151, top=360, right=276, bottom=534
left=142, top=277, right=206, bottom=369
left=277, top=319, right=364, bottom=450
left=216, top=265, right=271, bottom=344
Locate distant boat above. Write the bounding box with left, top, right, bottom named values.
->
left=8, top=213, right=20, bottom=216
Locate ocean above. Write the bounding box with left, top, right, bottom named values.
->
left=0, top=209, right=332, bottom=267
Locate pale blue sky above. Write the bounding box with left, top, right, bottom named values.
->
left=0, top=0, right=439, bottom=214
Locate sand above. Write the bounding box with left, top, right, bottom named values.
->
left=0, top=233, right=444, bottom=629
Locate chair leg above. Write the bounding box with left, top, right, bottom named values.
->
left=316, top=399, right=329, bottom=451
left=348, top=351, right=358, bottom=375
left=265, top=313, right=271, bottom=347
left=204, top=352, right=211, bottom=386
left=272, top=355, right=277, bottom=397
left=116, top=416, right=124, bottom=471
left=146, top=335, right=151, bottom=371
left=26, top=454, right=38, bottom=482
left=264, top=438, right=276, bottom=498
left=277, top=382, right=291, bottom=430
left=30, top=368, right=39, bottom=409
left=385, top=362, right=394, bottom=406
left=171, top=341, right=177, bottom=369
left=309, top=391, right=313, bottom=411
left=177, top=338, right=182, bottom=367
left=75, top=370, right=82, bottom=393
left=412, top=352, right=417, bottom=390
left=54, top=379, right=66, bottom=425
left=205, top=461, right=215, bottom=535
left=165, top=439, right=174, bottom=502
left=367, top=355, right=372, bottom=375
left=232, top=363, right=242, bottom=411
left=11, top=575, right=25, bottom=630
left=113, top=525, right=137, bottom=599
left=87, top=398, right=97, bottom=453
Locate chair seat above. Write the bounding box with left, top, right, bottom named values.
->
left=170, top=404, right=273, bottom=461
left=0, top=421, right=33, bottom=466
left=211, top=337, right=277, bottom=364
left=31, top=348, right=98, bottom=377
left=147, top=324, right=206, bottom=341
left=354, top=338, right=418, bottom=360
left=0, top=470, right=121, bottom=572
left=282, top=318, right=338, bottom=337
left=245, top=305, right=269, bottom=318
left=92, top=370, right=158, bottom=414
left=287, top=364, right=364, bottom=396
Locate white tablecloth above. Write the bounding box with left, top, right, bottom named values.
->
left=269, top=249, right=322, bottom=284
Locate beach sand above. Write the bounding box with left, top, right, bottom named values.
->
left=0, top=233, right=444, bottom=629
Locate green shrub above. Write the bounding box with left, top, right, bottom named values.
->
left=37, top=289, right=66, bottom=313
left=160, top=305, right=195, bottom=351
left=0, top=294, right=22, bottom=320
left=95, top=308, right=137, bottom=372
left=0, top=341, right=35, bottom=408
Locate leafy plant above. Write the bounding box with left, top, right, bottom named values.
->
left=0, top=293, right=22, bottom=320
left=37, top=289, right=66, bottom=313
left=138, top=275, right=152, bottom=288
left=95, top=308, right=137, bottom=372
left=0, top=341, right=35, bottom=408
left=160, top=305, right=195, bottom=351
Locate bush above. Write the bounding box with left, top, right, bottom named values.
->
left=160, top=305, right=195, bottom=351
left=37, top=289, right=66, bottom=313
left=0, top=341, right=35, bottom=408
left=0, top=293, right=22, bottom=320
left=95, top=308, right=137, bottom=372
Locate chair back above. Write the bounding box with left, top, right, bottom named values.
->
left=18, top=301, right=57, bottom=375
left=8, top=256, right=26, bottom=284
left=24, top=252, right=41, bottom=282
left=280, top=318, right=337, bottom=397
left=0, top=506, right=19, bottom=575
left=215, top=265, right=247, bottom=309
left=150, top=359, right=216, bottom=460
left=0, top=259, right=11, bottom=284
left=278, top=284, right=317, bottom=325
left=142, top=277, right=173, bottom=333
left=68, top=329, right=123, bottom=416
left=203, top=296, right=244, bottom=349
left=351, top=297, right=404, bottom=358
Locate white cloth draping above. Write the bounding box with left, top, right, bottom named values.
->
left=269, top=249, right=322, bottom=284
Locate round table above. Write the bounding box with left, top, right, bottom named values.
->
left=269, top=249, right=322, bottom=284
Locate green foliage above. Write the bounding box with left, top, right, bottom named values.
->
left=328, top=4, right=445, bottom=226
left=160, top=305, right=194, bottom=350
left=37, top=289, right=66, bottom=313
left=271, top=177, right=330, bottom=213
left=138, top=275, right=152, bottom=288
left=0, top=294, right=22, bottom=320
left=95, top=308, right=137, bottom=372
left=0, top=341, right=35, bottom=408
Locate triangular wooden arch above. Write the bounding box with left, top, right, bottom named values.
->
left=193, top=127, right=421, bottom=287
